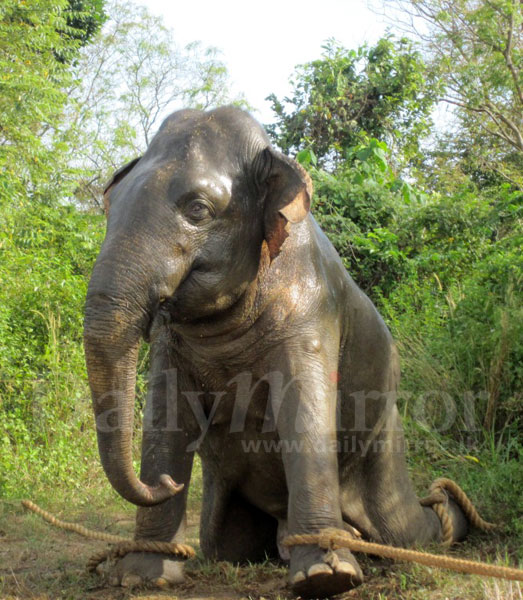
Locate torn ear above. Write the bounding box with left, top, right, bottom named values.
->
left=263, top=149, right=312, bottom=261
left=102, top=156, right=141, bottom=217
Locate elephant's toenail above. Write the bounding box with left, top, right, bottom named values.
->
left=337, top=561, right=358, bottom=576
left=153, top=577, right=169, bottom=587
left=108, top=575, right=120, bottom=587
left=307, top=563, right=333, bottom=577
left=291, top=570, right=306, bottom=584
left=121, top=573, right=142, bottom=587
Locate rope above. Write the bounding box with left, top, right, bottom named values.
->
left=284, top=478, right=522, bottom=582
left=86, top=540, right=194, bottom=572
left=283, top=528, right=523, bottom=581
left=419, top=477, right=496, bottom=547
left=22, top=476, right=520, bottom=583
left=22, top=500, right=128, bottom=544
left=21, top=500, right=195, bottom=572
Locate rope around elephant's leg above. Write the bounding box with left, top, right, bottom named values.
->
left=85, top=540, right=195, bottom=573
left=21, top=500, right=195, bottom=572
left=283, top=528, right=523, bottom=581
left=419, top=477, right=497, bottom=547
left=283, top=478, right=522, bottom=582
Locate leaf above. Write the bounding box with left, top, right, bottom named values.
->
left=463, top=455, right=480, bottom=464
left=356, top=147, right=373, bottom=162
left=296, top=148, right=313, bottom=166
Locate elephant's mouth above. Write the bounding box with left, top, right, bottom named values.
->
left=143, top=312, right=156, bottom=343
left=154, top=263, right=212, bottom=321
left=144, top=297, right=182, bottom=342
left=143, top=263, right=207, bottom=341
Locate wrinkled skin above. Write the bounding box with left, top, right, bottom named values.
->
left=84, top=107, right=468, bottom=598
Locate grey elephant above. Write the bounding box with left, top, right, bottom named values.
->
left=83, top=106, right=467, bottom=598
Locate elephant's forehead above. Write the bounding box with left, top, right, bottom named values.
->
left=150, top=111, right=260, bottom=170
left=159, top=107, right=261, bottom=142
left=124, top=159, right=233, bottom=219
left=148, top=130, right=240, bottom=179
left=142, top=153, right=233, bottom=198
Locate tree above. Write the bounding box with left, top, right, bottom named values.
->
left=266, top=37, right=437, bottom=169
left=0, top=0, right=109, bottom=495
left=64, top=0, right=243, bottom=210
left=0, top=0, right=105, bottom=206
left=266, top=36, right=438, bottom=293
left=375, top=0, right=523, bottom=187
left=62, top=0, right=107, bottom=48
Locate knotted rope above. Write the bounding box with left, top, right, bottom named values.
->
left=419, top=477, right=496, bottom=547
left=21, top=500, right=195, bottom=572
left=283, top=478, right=523, bottom=582
left=283, top=528, right=523, bottom=581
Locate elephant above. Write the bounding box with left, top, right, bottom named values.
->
left=83, top=106, right=468, bottom=598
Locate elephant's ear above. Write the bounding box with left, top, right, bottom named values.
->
left=102, top=157, right=141, bottom=217
left=262, top=148, right=312, bottom=261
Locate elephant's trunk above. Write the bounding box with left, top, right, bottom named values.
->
left=83, top=249, right=184, bottom=507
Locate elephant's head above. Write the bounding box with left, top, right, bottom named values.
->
left=83, top=107, right=312, bottom=506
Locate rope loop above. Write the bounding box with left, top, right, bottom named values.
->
left=283, top=528, right=523, bottom=581
left=419, top=478, right=496, bottom=547
left=21, top=500, right=195, bottom=572
left=86, top=540, right=195, bottom=572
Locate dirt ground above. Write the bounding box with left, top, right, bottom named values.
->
left=0, top=502, right=519, bottom=600
left=0, top=504, right=287, bottom=600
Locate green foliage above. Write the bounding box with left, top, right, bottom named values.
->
left=0, top=0, right=107, bottom=212
left=377, top=192, right=522, bottom=437
left=0, top=0, right=110, bottom=498
left=305, top=137, right=417, bottom=295
left=381, top=247, right=522, bottom=435
left=0, top=0, right=71, bottom=204
left=0, top=202, right=105, bottom=497
left=447, top=248, right=522, bottom=431
left=267, top=36, right=437, bottom=167
left=62, top=0, right=107, bottom=48
left=397, top=183, right=522, bottom=282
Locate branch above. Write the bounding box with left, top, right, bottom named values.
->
left=484, top=99, right=523, bottom=150
left=490, top=164, right=523, bottom=190
left=442, top=97, right=523, bottom=151
left=503, top=5, right=523, bottom=105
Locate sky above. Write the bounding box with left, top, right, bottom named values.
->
left=139, top=0, right=390, bottom=123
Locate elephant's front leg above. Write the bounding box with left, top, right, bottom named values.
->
left=110, top=434, right=193, bottom=588
left=270, top=335, right=364, bottom=598
left=108, top=343, right=195, bottom=588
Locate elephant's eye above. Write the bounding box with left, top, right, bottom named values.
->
left=186, top=200, right=213, bottom=223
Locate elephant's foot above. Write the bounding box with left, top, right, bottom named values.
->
left=97, top=552, right=184, bottom=588
left=289, top=544, right=363, bottom=598
left=447, top=498, right=469, bottom=543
